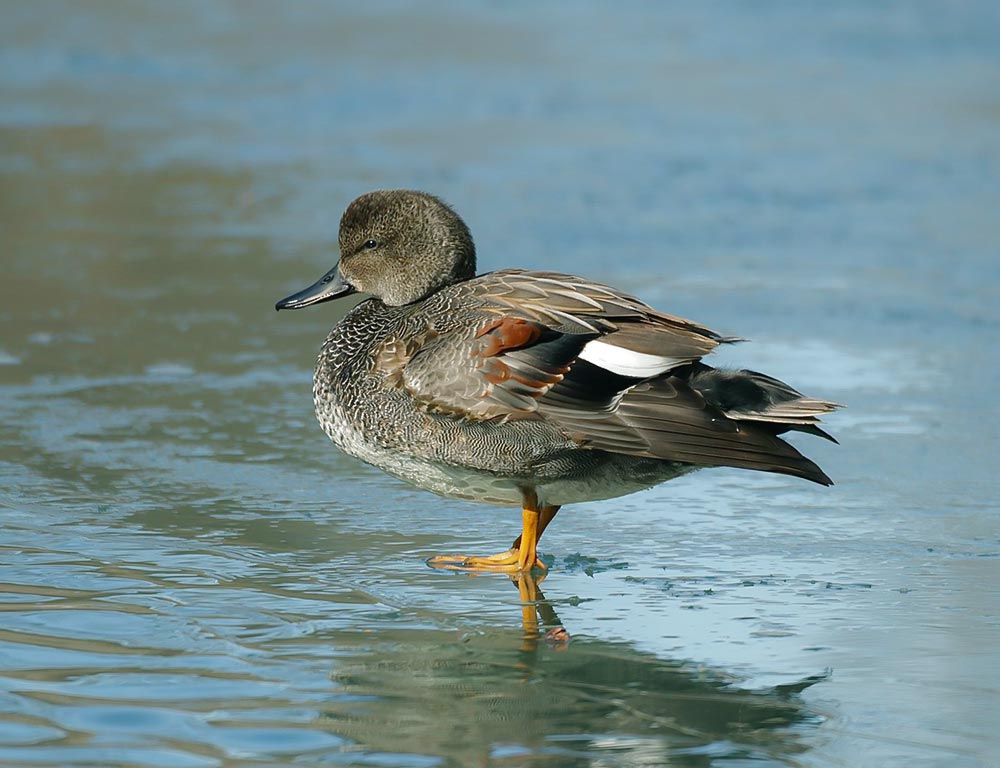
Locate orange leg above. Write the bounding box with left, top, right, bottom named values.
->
left=510, top=504, right=559, bottom=553
left=428, top=494, right=560, bottom=574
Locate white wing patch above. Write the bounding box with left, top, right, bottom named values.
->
left=577, top=340, right=684, bottom=378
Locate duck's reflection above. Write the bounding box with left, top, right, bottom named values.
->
left=512, top=569, right=569, bottom=652
left=325, top=572, right=824, bottom=766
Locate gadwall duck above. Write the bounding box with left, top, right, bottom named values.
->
left=276, top=190, right=840, bottom=573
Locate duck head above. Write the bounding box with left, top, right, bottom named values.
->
left=275, top=190, right=477, bottom=310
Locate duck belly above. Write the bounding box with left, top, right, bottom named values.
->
left=315, top=385, right=697, bottom=507
left=363, top=449, right=695, bottom=508
left=533, top=451, right=697, bottom=506
left=327, top=410, right=695, bottom=507
left=384, top=452, right=697, bottom=508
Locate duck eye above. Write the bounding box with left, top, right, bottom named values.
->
left=363, top=239, right=378, bottom=250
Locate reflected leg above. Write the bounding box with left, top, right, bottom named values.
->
left=514, top=570, right=569, bottom=651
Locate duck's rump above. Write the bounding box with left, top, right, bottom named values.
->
left=538, top=360, right=837, bottom=486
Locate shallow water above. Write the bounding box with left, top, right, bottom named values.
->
left=1, top=2, right=998, bottom=766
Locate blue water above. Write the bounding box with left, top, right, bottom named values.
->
left=1, top=2, right=998, bottom=766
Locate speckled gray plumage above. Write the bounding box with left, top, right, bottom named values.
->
left=312, top=290, right=691, bottom=506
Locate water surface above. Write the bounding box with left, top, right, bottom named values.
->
left=1, top=2, right=998, bottom=766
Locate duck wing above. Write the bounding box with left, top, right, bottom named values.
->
left=390, top=269, right=729, bottom=420
left=388, top=269, right=838, bottom=484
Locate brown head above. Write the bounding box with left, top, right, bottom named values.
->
left=276, top=190, right=476, bottom=310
